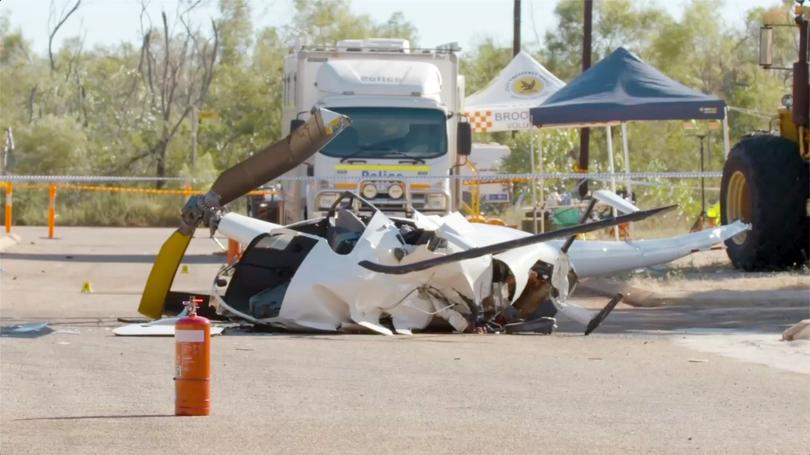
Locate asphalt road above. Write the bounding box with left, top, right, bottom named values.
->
left=1, top=226, right=808, bottom=454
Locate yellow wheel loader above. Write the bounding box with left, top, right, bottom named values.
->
left=721, top=2, right=810, bottom=270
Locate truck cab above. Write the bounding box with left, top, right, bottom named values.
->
left=280, top=39, right=469, bottom=222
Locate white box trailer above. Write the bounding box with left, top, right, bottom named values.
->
left=280, top=39, right=470, bottom=222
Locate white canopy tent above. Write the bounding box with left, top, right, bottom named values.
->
left=464, top=51, right=565, bottom=231
left=465, top=51, right=565, bottom=133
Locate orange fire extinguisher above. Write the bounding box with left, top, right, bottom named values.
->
left=175, top=297, right=211, bottom=416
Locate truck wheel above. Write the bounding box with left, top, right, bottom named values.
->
left=720, top=134, right=809, bottom=270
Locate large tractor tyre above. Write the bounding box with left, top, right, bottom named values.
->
left=720, top=134, right=809, bottom=270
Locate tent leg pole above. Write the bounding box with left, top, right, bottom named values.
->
left=722, top=106, right=730, bottom=159
left=538, top=130, right=545, bottom=233
left=606, top=125, right=619, bottom=240
left=621, top=122, right=632, bottom=238
left=530, top=132, right=538, bottom=233
left=621, top=123, right=631, bottom=199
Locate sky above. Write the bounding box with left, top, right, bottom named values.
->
left=0, top=0, right=782, bottom=56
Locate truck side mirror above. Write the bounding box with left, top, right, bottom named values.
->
left=290, top=119, right=306, bottom=133
left=457, top=122, right=472, bottom=156
left=759, top=26, right=773, bottom=68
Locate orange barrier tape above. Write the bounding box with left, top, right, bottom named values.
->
left=61, top=184, right=200, bottom=195
left=463, top=176, right=587, bottom=185
left=1, top=182, right=276, bottom=236
left=6, top=183, right=276, bottom=196
left=463, top=178, right=529, bottom=186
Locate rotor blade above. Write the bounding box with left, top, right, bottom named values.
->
left=210, top=107, right=350, bottom=205
left=138, top=230, right=192, bottom=319
left=358, top=205, right=677, bottom=275
left=584, top=293, right=624, bottom=335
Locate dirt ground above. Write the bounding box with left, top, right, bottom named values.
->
left=610, top=248, right=809, bottom=293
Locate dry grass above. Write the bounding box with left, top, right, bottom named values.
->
left=608, top=249, right=810, bottom=293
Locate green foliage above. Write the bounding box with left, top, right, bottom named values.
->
left=201, top=26, right=284, bottom=171
left=218, top=0, right=253, bottom=66
left=54, top=192, right=181, bottom=227
left=14, top=115, right=89, bottom=175
left=178, top=152, right=219, bottom=185
left=10, top=189, right=181, bottom=227
left=461, top=38, right=512, bottom=95
left=288, top=0, right=418, bottom=46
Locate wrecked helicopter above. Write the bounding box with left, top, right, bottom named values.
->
left=133, top=107, right=749, bottom=336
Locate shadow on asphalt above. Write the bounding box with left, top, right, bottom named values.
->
left=219, top=299, right=807, bottom=338
left=0, top=253, right=225, bottom=264
left=557, top=299, right=809, bottom=335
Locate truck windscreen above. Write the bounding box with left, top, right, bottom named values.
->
left=319, top=107, right=447, bottom=160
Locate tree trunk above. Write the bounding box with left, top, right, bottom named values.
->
left=155, top=139, right=168, bottom=189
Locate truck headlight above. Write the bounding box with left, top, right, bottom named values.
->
left=425, top=193, right=447, bottom=210
left=361, top=183, right=378, bottom=199
left=316, top=192, right=340, bottom=210
left=388, top=183, right=404, bottom=199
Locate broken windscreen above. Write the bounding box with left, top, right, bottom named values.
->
left=319, top=107, right=447, bottom=160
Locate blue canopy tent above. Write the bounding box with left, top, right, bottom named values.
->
left=528, top=47, right=729, bottom=234
left=530, top=47, right=726, bottom=126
